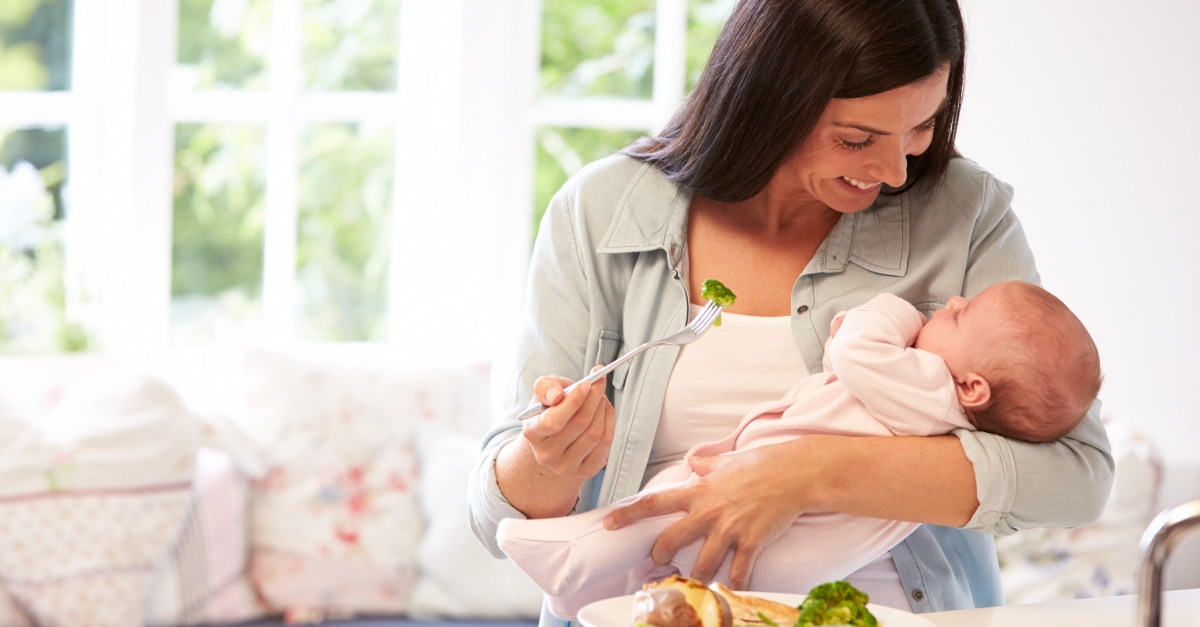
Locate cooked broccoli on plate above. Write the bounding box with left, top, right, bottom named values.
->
left=700, top=278, right=736, bottom=327
left=795, top=581, right=877, bottom=626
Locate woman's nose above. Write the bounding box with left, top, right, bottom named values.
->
left=869, top=143, right=909, bottom=188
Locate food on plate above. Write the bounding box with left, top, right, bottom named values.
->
left=793, top=581, right=877, bottom=626
left=700, top=278, right=737, bottom=326
left=632, top=575, right=732, bottom=627
left=630, top=575, right=878, bottom=627
left=708, top=582, right=799, bottom=626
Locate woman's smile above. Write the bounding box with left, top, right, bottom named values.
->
left=837, top=175, right=883, bottom=194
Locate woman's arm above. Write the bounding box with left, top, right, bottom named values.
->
left=603, top=434, right=976, bottom=589
left=468, top=189, right=615, bottom=556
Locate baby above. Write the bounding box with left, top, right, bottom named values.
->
left=497, top=280, right=1102, bottom=619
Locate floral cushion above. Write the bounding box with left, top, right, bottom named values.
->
left=228, top=345, right=491, bottom=617
left=995, top=417, right=1163, bottom=603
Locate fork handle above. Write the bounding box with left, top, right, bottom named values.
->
left=516, top=340, right=661, bottom=421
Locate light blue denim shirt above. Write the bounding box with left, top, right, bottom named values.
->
left=469, top=155, right=1114, bottom=626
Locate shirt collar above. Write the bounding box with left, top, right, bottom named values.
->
left=596, top=162, right=690, bottom=268
left=809, top=193, right=910, bottom=277
left=596, top=161, right=909, bottom=278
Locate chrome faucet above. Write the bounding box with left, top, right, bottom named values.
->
left=1137, top=499, right=1200, bottom=626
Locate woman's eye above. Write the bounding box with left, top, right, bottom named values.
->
left=915, top=118, right=937, bottom=133
left=838, top=137, right=874, bottom=151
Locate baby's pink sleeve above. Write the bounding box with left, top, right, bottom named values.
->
left=828, top=294, right=973, bottom=435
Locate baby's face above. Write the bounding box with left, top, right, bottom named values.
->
left=915, top=283, right=1012, bottom=377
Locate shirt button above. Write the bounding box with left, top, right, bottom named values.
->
left=796, top=305, right=809, bottom=314
left=911, top=588, right=925, bottom=602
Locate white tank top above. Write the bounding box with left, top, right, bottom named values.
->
left=646, top=303, right=806, bottom=483
left=646, top=303, right=909, bottom=609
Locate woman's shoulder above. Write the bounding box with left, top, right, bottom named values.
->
left=549, top=153, right=684, bottom=241
left=909, top=157, right=1016, bottom=220
left=559, top=153, right=658, bottom=199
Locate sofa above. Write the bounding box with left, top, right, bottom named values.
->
left=0, top=344, right=544, bottom=626
left=0, top=344, right=1196, bottom=626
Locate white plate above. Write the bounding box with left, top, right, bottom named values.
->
left=577, top=592, right=936, bottom=627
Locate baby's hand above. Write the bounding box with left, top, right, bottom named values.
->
left=828, top=312, right=847, bottom=339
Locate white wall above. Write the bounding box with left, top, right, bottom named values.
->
left=957, top=0, right=1200, bottom=589
left=957, top=0, right=1200, bottom=468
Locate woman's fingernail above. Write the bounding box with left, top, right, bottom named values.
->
left=547, top=387, right=561, bottom=403
left=603, top=516, right=616, bottom=530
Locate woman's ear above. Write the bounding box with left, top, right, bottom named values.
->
left=955, top=372, right=991, bottom=409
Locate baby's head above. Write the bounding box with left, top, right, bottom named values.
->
left=915, top=280, right=1102, bottom=442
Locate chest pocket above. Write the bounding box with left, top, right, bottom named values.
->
left=596, top=329, right=630, bottom=390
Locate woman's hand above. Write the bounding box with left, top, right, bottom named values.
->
left=602, top=434, right=978, bottom=586
left=522, top=370, right=615, bottom=479
left=603, top=439, right=817, bottom=590
left=495, top=370, right=615, bottom=520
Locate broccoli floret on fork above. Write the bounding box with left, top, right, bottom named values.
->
left=700, top=278, right=737, bottom=327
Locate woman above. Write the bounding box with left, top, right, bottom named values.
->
left=469, top=0, right=1113, bottom=624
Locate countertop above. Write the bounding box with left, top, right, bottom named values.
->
left=924, top=588, right=1200, bottom=626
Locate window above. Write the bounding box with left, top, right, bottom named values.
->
left=0, top=0, right=734, bottom=361
left=532, top=0, right=735, bottom=237
left=0, top=0, right=80, bottom=354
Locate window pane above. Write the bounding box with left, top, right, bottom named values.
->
left=541, top=0, right=656, bottom=99
left=686, top=0, right=734, bottom=92
left=0, top=0, right=72, bottom=91
left=176, top=0, right=270, bottom=91
left=0, top=126, right=82, bottom=353
left=171, top=123, right=267, bottom=346
left=295, top=122, right=393, bottom=341
left=533, top=126, right=643, bottom=237
left=301, top=0, right=399, bottom=91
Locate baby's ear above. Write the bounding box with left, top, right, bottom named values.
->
left=955, top=373, right=991, bottom=409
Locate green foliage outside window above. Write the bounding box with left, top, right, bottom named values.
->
left=541, top=0, right=656, bottom=99
left=177, top=0, right=269, bottom=90
left=0, top=1, right=81, bottom=354
left=532, top=0, right=735, bottom=240
left=302, top=0, right=399, bottom=91
left=0, top=0, right=70, bottom=91
left=295, top=123, right=394, bottom=341
left=171, top=124, right=267, bottom=301
left=172, top=0, right=399, bottom=343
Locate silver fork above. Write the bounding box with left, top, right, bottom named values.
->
left=517, top=301, right=723, bottom=421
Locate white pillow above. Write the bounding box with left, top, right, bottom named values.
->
left=408, top=423, right=544, bottom=619
left=0, top=367, right=199, bottom=627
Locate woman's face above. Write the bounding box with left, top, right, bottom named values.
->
left=777, top=67, right=950, bottom=214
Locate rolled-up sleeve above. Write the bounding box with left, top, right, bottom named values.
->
left=957, top=399, right=1113, bottom=535
left=468, top=426, right=525, bottom=558
left=467, top=186, right=595, bottom=558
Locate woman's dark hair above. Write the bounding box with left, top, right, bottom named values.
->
left=624, top=0, right=966, bottom=202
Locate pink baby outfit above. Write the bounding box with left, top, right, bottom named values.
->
left=497, top=293, right=974, bottom=619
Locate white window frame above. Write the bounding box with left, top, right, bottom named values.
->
left=2, top=0, right=700, bottom=363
